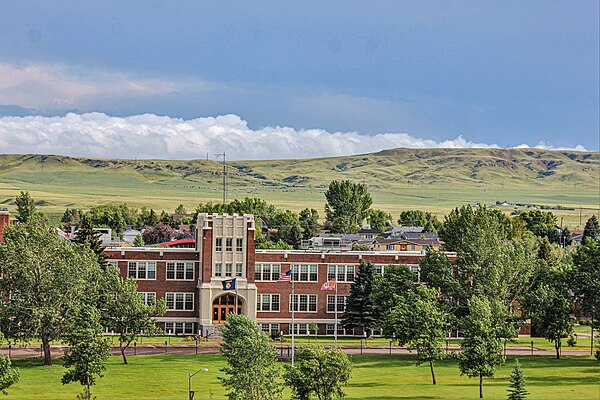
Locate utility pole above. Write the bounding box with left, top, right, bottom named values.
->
left=215, top=153, right=226, bottom=207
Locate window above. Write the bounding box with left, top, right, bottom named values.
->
left=409, top=265, right=420, bottom=283
left=236, top=238, right=243, bottom=252
left=290, top=294, right=317, bottom=312
left=374, top=265, right=385, bottom=276
left=326, top=324, right=354, bottom=336
left=165, top=322, right=194, bottom=335
left=128, top=262, right=156, bottom=280
left=235, top=263, right=243, bottom=277
left=289, top=323, right=309, bottom=335
left=327, top=295, right=347, bottom=313
left=257, top=294, right=280, bottom=312
left=138, top=292, right=156, bottom=305
left=291, top=264, right=318, bottom=282
left=260, top=323, right=280, bottom=334
left=327, top=265, right=355, bottom=282
left=214, top=263, right=222, bottom=277
left=166, top=262, right=194, bottom=280
left=386, top=244, right=394, bottom=250
left=226, top=238, right=233, bottom=251
left=215, top=238, right=222, bottom=251
left=254, top=264, right=281, bottom=281
left=225, top=263, right=232, bottom=277
left=165, top=293, right=194, bottom=311
left=108, top=261, right=119, bottom=272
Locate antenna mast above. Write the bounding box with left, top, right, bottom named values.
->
left=215, top=152, right=226, bottom=207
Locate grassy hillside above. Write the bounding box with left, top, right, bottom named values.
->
left=0, top=148, right=597, bottom=228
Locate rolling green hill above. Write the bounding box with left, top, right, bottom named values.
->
left=0, top=148, right=598, bottom=228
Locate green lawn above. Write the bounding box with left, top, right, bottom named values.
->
left=6, top=354, right=599, bottom=399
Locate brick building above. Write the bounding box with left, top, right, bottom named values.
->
left=105, top=213, right=457, bottom=337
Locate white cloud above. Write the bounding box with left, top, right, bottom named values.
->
left=0, top=63, right=216, bottom=109
left=513, top=142, right=588, bottom=152
left=0, top=111, right=585, bottom=161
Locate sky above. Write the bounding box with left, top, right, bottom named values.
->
left=0, top=1, right=597, bottom=160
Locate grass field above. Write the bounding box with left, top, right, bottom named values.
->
left=6, top=353, right=599, bottom=399
left=0, top=148, right=598, bottom=228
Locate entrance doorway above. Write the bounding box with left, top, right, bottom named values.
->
left=212, top=294, right=242, bottom=324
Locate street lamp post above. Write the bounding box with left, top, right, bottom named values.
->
left=188, top=368, right=208, bottom=400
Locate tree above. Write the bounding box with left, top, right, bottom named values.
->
left=383, top=286, right=450, bottom=385
left=283, top=346, right=352, bottom=400
left=583, top=215, right=599, bottom=242
left=324, top=180, right=372, bottom=233
left=366, top=209, right=393, bottom=232
left=397, top=210, right=442, bottom=233
left=0, top=333, right=19, bottom=395
left=342, top=261, right=377, bottom=335
left=371, top=264, right=415, bottom=325
left=227, top=197, right=277, bottom=218
left=0, top=220, right=106, bottom=365
left=572, top=238, right=600, bottom=328
left=62, top=305, right=110, bottom=400
left=104, top=277, right=166, bottom=364
left=142, top=223, right=176, bottom=244
left=74, top=215, right=108, bottom=269
left=256, top=240, right=294, bottom=250
left=174, top=204, right=187, bottom=215
left=147, top=209, right=159, bottom=226
left=516, top=210, right=559, bottom=243
left=220, top=314, right=282, bottom=400
left=299, top=208, right=321, bottom=240
left=15, top=191, right=37, bottom=223
left=459, top=296, right=505, bottom=399
left=133, top=234, right=144, bottom=247
left=268, top=210, right=304, bottom=248
left=507, top=359, right=528, bottom=400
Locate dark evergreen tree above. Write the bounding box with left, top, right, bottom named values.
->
left=299, top=208, right=321, bottom=240
left=159, top=210, right=171, bottom=225
left=147, top=209, right=159, bottom=226
left=507, top=359, right=528, bottom=400
left=342, top=261, right=377, bottom=335
left=583, top=215, right=599, bottom=242
left=15, top=191, right=37, bottom=223
left=74, top=215, right=108, bottom=269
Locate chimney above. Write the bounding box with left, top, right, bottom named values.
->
left=0, top=208, right=9, bottom=244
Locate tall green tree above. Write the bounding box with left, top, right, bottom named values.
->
left=174, top=204, right=187, bottom=215
left=104, top=277, right=166, bottom=364
left=220, top=314, right=282, bottom=400
left=583, top=215, right=600, bottom=242
left=15, top=191, right=37, bottom=223
left=62, top=305, right=111, bottom=400
left=342, top=261, right=377, bottom=335
left=459, top=296, right=505, bottom=399
left=74, top=215, right=108, bottom=269
left=523, top=265, right=572, bottom=359
left=507, top=359, right=528, bottom=400
left=299, top=208, right=321, bottom=240
left=0, top=220, right=106, bottom=365
left=516, top=210, right=559, bottom=243
left=572, top=238, right=600, bottom=323
left=227, top=197, right=277, bottom=217
left=383, top=286, right=450, bottom=385
left=0, top=333, right=19, bottom=395
left=268, top=210, right=304, bottom=248
left=366, top=209, right=393, bottom=232
left=324, top=180, right=372, bottom=233
left=371, top=264, right=415, bottom=325
left=397, top=210, right=442, bottom=233
left=283, top=346, right=352, bottom=400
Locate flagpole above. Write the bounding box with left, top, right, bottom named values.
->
left=334, top=280, right=338, bottom=349
left=291, top=274, right=295, bottom=367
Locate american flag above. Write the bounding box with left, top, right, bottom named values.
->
left=277, top=269, right=292, bottom=282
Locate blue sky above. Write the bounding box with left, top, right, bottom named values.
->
left=0, top=1, right=597, bottom=159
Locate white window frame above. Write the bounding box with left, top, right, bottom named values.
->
left=165, top=292, right=195, bottom=311
left=235, top=262, right=243, bottom=277
left=290, top=294, right=318, bottom=312
left=327, top=265, right=355, bottom=282
left=260, top=323, right=280, bottom=334
left=138, top=292, right=156, bottom=306
left=289, top=323, right=310, bottom=335
left=257, top=294, right=280, bottom=312
left=326, top=295, right=347, bottom=313
left=214, top=263, right=222, bottom=277
left=165, top=322, right=194, bottom=335
left=291, top=264, right=318, bottom=282
left=225, top=263, right=233, bottom=277
left=254, top=263, right=281, bottom=281
left=128, top=261, right=156, bottom=280
left=166, top=262, right=194, bottom=281
left=326, top=323, right=354, bottom=336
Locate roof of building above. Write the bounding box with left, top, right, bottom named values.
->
left=159, top=238, right=196, bottom=247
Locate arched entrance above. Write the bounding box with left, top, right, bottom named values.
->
left=212, top=294, right=242, bottom=324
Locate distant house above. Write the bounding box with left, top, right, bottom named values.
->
left=357, top=227, right=381, bottom=240
left=382, top=226, right=424, bottom=239
left=571, top=230, right=584, bottom=245
left=374, top=238, right=442, bottom=252
left=122, top=228, right=143, bottom=243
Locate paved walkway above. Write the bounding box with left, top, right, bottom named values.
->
left=1, top=343, right=593, bottom=360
